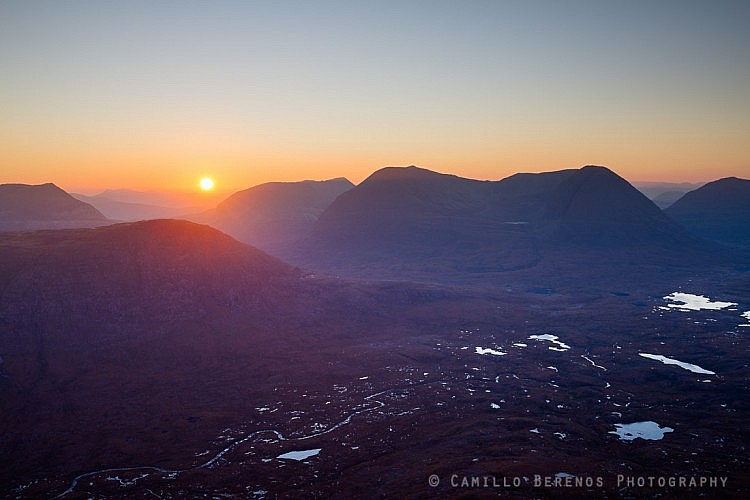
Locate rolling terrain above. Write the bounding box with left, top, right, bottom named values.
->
left=1, top=167, right=749, bottom=498
left=0, top=219, right=748, bottom=498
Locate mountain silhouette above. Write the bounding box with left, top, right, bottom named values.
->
left=190, top=178, right=353, bottom=253
left=539, top=165, right=696, bottom=246
left=665, top=177, right=750, bottom=247
left=0, top=183, right=108, bottom=230
left=279, top=165, right=709, bottom=283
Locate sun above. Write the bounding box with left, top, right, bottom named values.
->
left=199, top=177, right=214, bottom=191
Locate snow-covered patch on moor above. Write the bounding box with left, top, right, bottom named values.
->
left=277, top=448, right=321, bottom=461
left=475, top=346, right=506, bottom=356
left=638, top=353, right=715, bottom=375
left=609, top=421, right=673, bottom=442
left=528, top=334, right=570, bottom=351
left=664, top=292, right=736, bottom=311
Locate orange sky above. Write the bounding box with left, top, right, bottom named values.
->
left=1, top=1, right=748, bottom=195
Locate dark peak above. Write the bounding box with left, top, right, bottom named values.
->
left=364, top=165, right=453, bottom=183
left=675, top=176, right=750, bottom=200
left=581, top=164, right=609, bottom=170
left=217, top=177, right=354, bottom=212
left=544, top=164, right=663, bottom=223
left=578, top=165, right=617, bottom=176
left=704, top=176, right=749, bottom=188
left=667, top=175, right=750, bottom=213
left=299, top=177, right=353, bottom=186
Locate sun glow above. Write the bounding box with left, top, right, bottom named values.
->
left=199, top=177, right=214, bottom=191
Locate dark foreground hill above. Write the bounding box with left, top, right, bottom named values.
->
left=665, top=177, right=750, bottom=248
left=279, top=165, right=715, bottom=285
left=1, top=219, right=748, bottom=497
left=189, top=178, right=353, bottom=253
left=0, top=183, right=109, bottom=230
left=0, top=219, right=494, bottom=495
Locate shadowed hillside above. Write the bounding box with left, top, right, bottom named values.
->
left=278, top=165, right=713, bottom=284
left=665, top=177, right=750, bottom=248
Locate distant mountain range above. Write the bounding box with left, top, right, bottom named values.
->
left=666, top=177, right=750, bottom=248
left=633, top=181, right=704, bottom=209
left=71, top=192, right=195, bottom=221
left=3, top=167, right=747, bottom=283
left=0, top=183, right=109, bottom=230
left=189, top=178, right=353, bottom=253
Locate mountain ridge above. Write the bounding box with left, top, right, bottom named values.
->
left=277, top=165, right=716, bottom=283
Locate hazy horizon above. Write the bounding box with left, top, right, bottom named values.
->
left=1, top=163, right=719, bottom=201
left=2, top=1, right=748, bottom=192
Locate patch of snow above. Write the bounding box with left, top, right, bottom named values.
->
left=530, top=428, right=541, bottom=434
left=547, top=366, right=558, bottom=372
left=490, top=403, right=501, bottom=409
left=513, top=343, right=528, bottom=348
left=277, top=449, right=321, bottom=461
left=475, top=346, right=506, bottom=356
left=529, top=334, right=570, bottom=350
left=740, top=311, right=750, bottom=327
left=638, top=353, right=715, bottom=375
left=609, top=421, right=673, bottom=441
left=554, top=432, right=566, bottom=440
left=664, top=292, right=736, bottom=311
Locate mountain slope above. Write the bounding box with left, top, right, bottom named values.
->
left=190, top=178, right=353, bottom=253
left=0, top=219, right=488, bottom=494
left=0, top=183, right=109, bottom=230
left=665, top=177, right=750, bottom=247
left=281, top=165, right=707, bottom=283
left=540, top=165, right=697, bottom=246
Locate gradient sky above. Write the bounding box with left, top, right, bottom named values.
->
left=1, top=0, right=749, bottom=194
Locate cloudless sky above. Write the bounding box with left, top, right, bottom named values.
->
left=1, top=0, right=748, bottom=193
